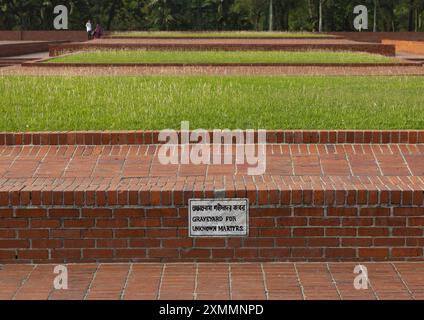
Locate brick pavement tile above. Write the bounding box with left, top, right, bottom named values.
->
left=159, top=264, right=196, bottom=300
left=327, top=263, right=376, bottom=300
left=404, top=155, right=424, bottom=176
left=180, top=165, right=207, bottom=177
left=392, top=263, right=424, bottom=299
left=3, top=160, right=39, bottom=178
left=92, top=158, right=125, bottom=178
left=63, top=158, right=96, bottom=178
left=150, top=163, right=179, bottom=177
left=292, top=155, right=321, bottom=176
left=366, top=263, right=413, bottom=300
left=375, top=154, right=411, bottom=176
left=262, top=263, right=303, bottom=300
left=35, top=159, right=68, bottom=178
left=207, top=164, right=235, bottom=176
left=195, top=264, right=230, bottom=300
left=121, top=160, right=150, bottom=177
left=13, top=265, right=57, bottom=300
left=230, top=264, right=267, bottom=300
left=0, top=265, right=34, bottom=299
left=320, top=154, right=351, bottom=176
left=85, top=264, right=130, bottom=300
left=123, top=264, right=162, bottom=300
left=265, top=156, right=293, bottom=176
left=49, top=264, right=97, bottom=300
left=295, top=263, right=340, bottom=300
left=347, top=154, right=381, bottom=176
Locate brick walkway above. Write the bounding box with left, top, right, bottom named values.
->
left=1, top=262, right=423, bottom=300
left=1, top=143, right=424, bottom=198
left=1, top=143, right=424, bottom=208
left=1, top=143, right=424, bottom=180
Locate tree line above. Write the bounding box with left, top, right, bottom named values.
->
left=1, top=0, right=423, bottom=32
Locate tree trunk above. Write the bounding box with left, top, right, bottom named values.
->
left=269, top=0, right=273, bottom=31
left=318, top=0, right=323, bottom=32
left=307, top=0, right=317, bottom=31
left=218, top=0, right=224, bottom=31
left=408, top=0, right=414, bottom=31
left=255, top=13, right=261, bottom=31
left=373, top=0, right=377, bottom=32
left=283, top=6, right=289, bottom=31
left=416, top=8, right=419, bottom=32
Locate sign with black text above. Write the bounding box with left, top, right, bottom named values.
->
left=189, top=199, right=249, bottom=237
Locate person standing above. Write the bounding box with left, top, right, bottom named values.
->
left=85, top=20, right=92, bottom=40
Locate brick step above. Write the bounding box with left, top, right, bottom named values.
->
left=0, top=41, right=66, bottom=58
left=0, top=58, right=38, bottom=64
left=0, top=142, right=423, bottom=264
left=402, top=58, right=424, bottom=63
left=2, top=130, right=424, bottom=145
left=383, top=40, right=424, bottom=56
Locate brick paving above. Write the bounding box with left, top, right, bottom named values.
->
left=1, top=143, right=424, bottom=179
left=0, top=262, right=423, bottom=300
left=0, top=143, right=423, bottom=191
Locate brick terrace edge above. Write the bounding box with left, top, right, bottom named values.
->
left=1, top=130, right=424, bottom=145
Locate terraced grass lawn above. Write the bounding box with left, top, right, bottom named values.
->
left=47, top=50, right=400, bottom=65
left=0, top=75, right=423, bottom=131
left=110, top=31, right=331, bottom=38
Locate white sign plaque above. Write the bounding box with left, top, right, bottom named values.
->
left=189, top=199, right=249, bottom=237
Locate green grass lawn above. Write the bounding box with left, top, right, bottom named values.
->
left=0, top=75, right=423, bottom=131
left=109, top=31, right=331, bottom=38
left=47, top=50, right=400, bottom=65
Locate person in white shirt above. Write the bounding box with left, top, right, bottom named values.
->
left=85, top=20, right=92, bottom=40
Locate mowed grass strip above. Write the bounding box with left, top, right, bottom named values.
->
left=0, top=75, right=423, bottom=131
left=47, top=50, right=400, bottom=64
left=110, top=31, right=330, bottom=38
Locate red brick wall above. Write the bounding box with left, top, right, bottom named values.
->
left=0, top=31, right=87, bottom=41
left=1, top=204, right=423, bottom=264
left=327, top=32, right=424, bottom=43
left=382, top=40, right=424, bottom=55
left=0, top=42, right=51, bottom=57
left=0, top=31, right=20, bottom=40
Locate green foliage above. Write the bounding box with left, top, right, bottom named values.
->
left=1, top=75, right=424, bottom=131
left=47, top=50, right=400, bottom=64
left=109, top=30, right=329, bottom=37
left=0, top=0, right=423, bottom=31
